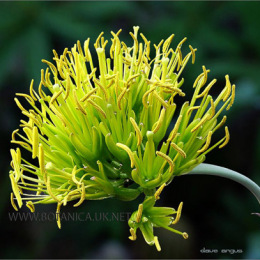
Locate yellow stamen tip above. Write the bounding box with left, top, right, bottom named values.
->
left=154, top=236, right=161, bottom=251
left=182, top=232, right=189, bottom=239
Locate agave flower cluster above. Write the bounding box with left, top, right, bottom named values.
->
left=10, top=26, right=235, bottom=250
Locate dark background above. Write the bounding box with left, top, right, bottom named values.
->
left=1, top=1, right=260, bottom=259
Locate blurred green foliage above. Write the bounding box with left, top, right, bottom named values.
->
left=1, top=1, right=260, bottom=259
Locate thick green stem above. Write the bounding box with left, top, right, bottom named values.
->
left=187, top=163, right=260, bottom=204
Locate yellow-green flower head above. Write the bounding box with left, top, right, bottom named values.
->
left=10, top=26, right=235, bottom=249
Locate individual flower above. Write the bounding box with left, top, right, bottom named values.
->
left=10, top=26, right=239, bottom=250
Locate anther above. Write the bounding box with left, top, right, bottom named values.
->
left=196, top=79, right=217, bottom=99
left=182, top=232, right=189, bottom=239
left=167, top=115, right=182, bottom=142
left=226, top=84, right=235, bottom=110
left=10, top=192, right=18, bottom=211
left=116, top=143, right=136, bottom=168
left=189, top=45, right=197, bottom=64
left=152, top=108, right=166, bottom=134
left=191, top=114, right=210, bottom=133
left=32, top=126, right=39, bottom=159
left=56, top=202, right=62, bottom=229
left=74, top=182, right=86, bottom=207
left=130, top=117, right=142, bottom=146
left=156, top=151, right=174, bottom=173
left=154, top=236, right=161, bottom=251
left=170, top=142, right=186, bottom=158
left=73, top=90, right=86, bottom=115
left=219, top=126, right=230, bottom=149
left=29, top=79, right=37, bottom=101
left=187, top=106, right=200, bottom=115
left=26, top=201, right=35, bottom=213
left=129, top=228, right=137, bottom=241
left=197, top=131, right=212, bottom=153
left=223, top=75, right=232, bottom=101
left=136, top=204, right=143, bottom=223
left=171, top=201, right=183, bottom=224
left=154, top=183, right=166, bottom=200
left=50, top=89, right=63, bottom=105
left=47, top=176, right=61, bottom=203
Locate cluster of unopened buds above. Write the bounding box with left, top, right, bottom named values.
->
left=9, top=26, right=260, bottom=251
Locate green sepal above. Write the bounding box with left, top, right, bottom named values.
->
left=145, top=207, right=176, bottom=217
left=139, top=221, right=155, bottom=245
left=114, top=187, right=141, bottom=201
left=105, top=133, right=128, bottom=161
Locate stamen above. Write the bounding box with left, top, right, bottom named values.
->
left=156, top=151, right=174, bottom=173
left=154, top=236, right=161, bottom=251
left=10, top=173, right=22, bottom=208
left=187, top=106, right=200, bottom=115
left=116, top=143, right=136, bottom=168
left=50, top=89, right=63, bottom=104
left=153, top=91, right=169, bottom=108
left=182, top=232, right=189, bottom=239
left=154, top=39, right=164, bottom=52
left=171, top=201, right=183, bottom=224
left=84, top=38, right=90, bottom=60
left=26, top=201, right=35, bottom=212
left=196, top=79, right=217, bottom=99
left=80, top=88, right=97, bottom=102
left=29, top=80, right=37, bottom=101
left=219, top=126, right=230, bottom=149
left=208, top=98, right=215, bottom=119
left=42, top=59, right=58, bottom=75
left=193, top=69, right=210, bottom=88
left=201, top=65, right=208, bottom=86
left=142, top=86, right=156, bottom=108
left=136, top=204, right=143, bottom=223
left=176, top=48, right=182, bottom=71
left=226, top=84, right=235, bottom=110
left=63, top=77, right=71, bottom=101
left=117, top=87, right=127, bottom=110
left=77, top=40, right=84, bottom=57
left=56, top=202, right=62, bottom=229
left=94, top=31, right=104, bottom=49
left=191, top=113, right=210, bottom=133
left=10, top=192, right=18, bottom=211
left=152, top=108, right=166, bottom=133
left=129, top=228, right=137, bottom=241
left=12, top=129, right=19, bottom=141
left=223, top=75, right=232, bottom=101
left=73, top=90, right=86, bottom=115
left=189, top=45, right=197, bottom=64
left=88, top=99, right=106, bottom=118
left=130, top=117, right=142, bottom=146
left=154, top=183, right=166, bottom=200
left=39, top=144, right=47, bottom=183
left=14, top=98, right=26, bottom=112
left=163, top=34, right=174, bottom=53
left=213, top=115, right=227, bottom=132
left=197, top=131, right=212, bottom=153
left=167, top=115, right=182, bottom=142
left=41, top=69, right=46, bottom=86
left=38, top=82, right=46, bottom=100
left=170, top=143, right=186, bottom=158
left=126, top=74, right=140, bottom=87
left=32, top=127, right=39, bottom=159
left=71, top=166, right=81, bottom=185
left=74, top=183, right=86, bottom=207
left=93, top=78, right=108, bottom=100
left=175, top=37, right=187, bottom=52
left=47, top=176, right=61, bottom=202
